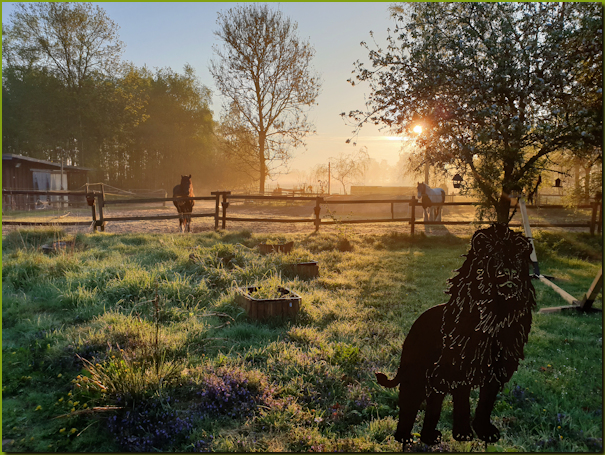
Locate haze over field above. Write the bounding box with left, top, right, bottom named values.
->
left=3, top=2, right=600, bottom=206
left=2, top=2, right=413, bottom=189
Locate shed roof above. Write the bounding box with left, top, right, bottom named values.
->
left=2, top=154, right=92, bottom=172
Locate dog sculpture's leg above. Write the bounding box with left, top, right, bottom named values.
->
left=452, top=386, right=473, bottom=441
left=472, top=382, right=501, bottom=442
left=394, top=381, right=424, bottom=446
left=420, top=391, right=445, bottom=445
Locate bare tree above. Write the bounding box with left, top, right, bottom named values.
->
left=210, top=4, right=321, bottom=194
left=310, top=164, right=329, bottom=194
left=330, top=147, right=371, bottom=195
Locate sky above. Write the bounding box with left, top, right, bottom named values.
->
left=2, top=2, right=412, bottom=185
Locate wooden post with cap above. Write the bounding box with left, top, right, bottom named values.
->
left=221, top=192, right=231, bottom=230
left=410, top=196, right=416, bottom=236
left=314, top=197, right=323, bottom=232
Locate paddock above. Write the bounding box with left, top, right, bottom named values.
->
left=2, top=188, right=601, bottom=239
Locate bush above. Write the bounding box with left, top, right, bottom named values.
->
left=107, top=396, right=192, bottom=452
left=191, top=366, right=275, bottom=420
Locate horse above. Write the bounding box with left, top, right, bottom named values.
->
left=417, top=182, right=445, bottom=222
left=173, top=175, right=194, bottom=233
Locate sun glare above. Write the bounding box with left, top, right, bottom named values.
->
left=413, top=125, right=423, bottom=134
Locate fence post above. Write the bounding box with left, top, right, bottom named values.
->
left=391, top=202, right=394, bottom=220
left=86, top=190, right=98, bottom=232
left=314, top=197, right=323, bottom=232
left=98, top=189, right=106, bottom=232
left=590, top=201, right=597, bottom=235
left=221, top=192, right=230, bottom=230
left=410, top=196, right=416, bottom=236
left=163, top=190, right=167, bottom=207
left=212, top=192, right=220, bottom=230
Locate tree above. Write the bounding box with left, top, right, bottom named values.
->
left=210, top=4, right=321, bottom=194
left=3, top=2, right=124, bottom=168
left=124, top=65, right=215, bottom=191
left=329, top=147, right=371, bottom=195
left=216, top=104, right=270, bottom=187
left=345, top=2, right=602, bottom=223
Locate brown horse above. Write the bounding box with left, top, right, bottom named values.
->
left=173, top=175, right=194, bottom=232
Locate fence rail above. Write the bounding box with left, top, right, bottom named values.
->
left=2, top=188, right=602, bottom=236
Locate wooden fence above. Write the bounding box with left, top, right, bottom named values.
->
left=2, top=188, right=602, bottom=235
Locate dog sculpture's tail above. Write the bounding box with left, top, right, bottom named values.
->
left=375, top=369, right=401, bottom=388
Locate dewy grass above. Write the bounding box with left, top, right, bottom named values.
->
left=2, top=229, right=602, bottom=452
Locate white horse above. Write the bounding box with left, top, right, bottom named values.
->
left=417, top=182, right=445, bottom=222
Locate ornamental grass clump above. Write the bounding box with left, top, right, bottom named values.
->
left=76, top=290, right=184, bottom=401
left=190, top=244, right=274, bottom=290
left=76, top=350, right=183, bottom=401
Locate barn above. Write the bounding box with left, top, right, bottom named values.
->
left=2, top=154, right=91, bottom=210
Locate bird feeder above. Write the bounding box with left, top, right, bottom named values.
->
left=452, top=174, right=463, bottom=189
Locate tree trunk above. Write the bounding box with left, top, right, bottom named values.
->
left=496, top=192, right=511, bottom=225
left=583, top=165, right=591, bottom=203
left=258, top=132, right=265, bottom=194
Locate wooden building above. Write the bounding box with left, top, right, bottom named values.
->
left=2, top=154, right=91, bottom=210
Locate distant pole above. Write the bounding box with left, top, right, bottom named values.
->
left=328, top=162, right=331, bottom=195
left=424, top=162, right=429, bottom=185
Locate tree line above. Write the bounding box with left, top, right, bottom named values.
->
left=3, top=4, right=216, bottom=191
left=2, top=3, right=320, bottom=194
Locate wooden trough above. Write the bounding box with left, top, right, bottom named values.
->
left=287, top=261, right=319, bottom=279
left=258, top=241, right=294, bottom=255
left=235, top=286, right=300, bottom=321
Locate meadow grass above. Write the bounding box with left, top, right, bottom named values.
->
left=2, top=227, right=602, bottom=452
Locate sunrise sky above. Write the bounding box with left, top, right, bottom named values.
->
left=2, top=2, right=412, bottom=182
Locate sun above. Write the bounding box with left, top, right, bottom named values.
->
left=413, top=125, right=423, bottom=134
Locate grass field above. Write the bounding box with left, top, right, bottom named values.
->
left=2, top=227, right=602, bottom=452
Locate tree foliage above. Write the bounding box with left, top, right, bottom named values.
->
left=3, top=3, right=123, bottom=87
left=3, top=3, right=125, bottom=169
left=2, top=4, right=227, bottom=192
left=210, top=4, right=321, bottom=193
left=345, top=2, right=602, bottom=223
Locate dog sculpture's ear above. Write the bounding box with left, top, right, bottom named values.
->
left=471, top=231, right=492, bottom=255
left=514, top=233, right=533, bottom=259
left=188, top=174, right=191, bottom=179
